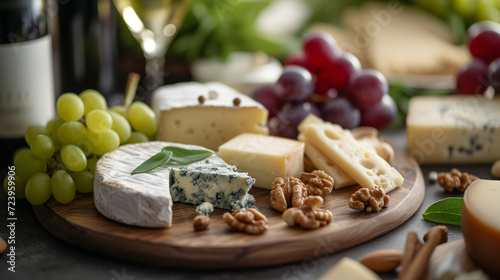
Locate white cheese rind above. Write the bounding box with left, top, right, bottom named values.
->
left=151, top=82, right=269, bottom=150
left=407, top=95, right=500, bottom=164
left=94, top=141, right=255, bottom=228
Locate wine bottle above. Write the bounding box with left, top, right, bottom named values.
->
left=54, top=0, right=119, bottom=100
left=0, top=0, right=55, bottom=167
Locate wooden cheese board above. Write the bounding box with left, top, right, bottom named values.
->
left=32, top=140, right=424, bottom=269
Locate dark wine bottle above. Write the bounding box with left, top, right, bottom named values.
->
left=53, top=0, right=119, bottom=100
left=0, top=0, right=55, bottom=167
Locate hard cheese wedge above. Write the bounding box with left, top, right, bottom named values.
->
left=317, top=257, right=381, bottom=280
left=462, top=179, right=500, bottom=278
left=407, top=95, right=500, bottom=164
left=218, top=133, right=304, bottom=189
left=298, top=114, right=357, bottom=189
left=298, top=133, right=356, bottom=189
left=94, top=141, right=255, bottom=228
left=302, top=123, right=403, bottom=192
left=151, top=82, right=268, bottom=151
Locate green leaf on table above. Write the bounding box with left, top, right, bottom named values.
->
left=131, top=146, right=215, bottom=175
left=422, top=197, right=463, bottom=226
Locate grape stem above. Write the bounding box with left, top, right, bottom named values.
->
left=124, top=72, right=141, bottom=109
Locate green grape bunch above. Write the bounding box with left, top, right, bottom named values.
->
left=3, top=88, right=158, bottom=206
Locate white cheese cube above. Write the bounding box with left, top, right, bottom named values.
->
left=218, top=133, right=304, bottom=189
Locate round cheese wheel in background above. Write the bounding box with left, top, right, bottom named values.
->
left=461, top=179, right=500, bottom=278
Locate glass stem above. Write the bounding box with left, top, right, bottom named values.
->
left=143, top=55, right=165, bottom=99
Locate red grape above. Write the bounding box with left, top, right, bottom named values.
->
left=488, top=57, right=500, bottom=93
left=319, top=53, right=361, bottom=91
left=284, top=52, right=309, bottom=69
left=348, top=69, right=388, bottom=109
left=270, top=102, right=320, bottom=138
left=251, top=84, right=282, bottom=118
left=456, top=59, right=489, bottom=94
left=360, top=94, right=397, bottom=130
left=321, top=97, right=360, bottom=129
left=467, top=21, right=500, bottom=64
left=276, top=66, right=314, bottom=102
left=303, top=32, right=341, bottom=70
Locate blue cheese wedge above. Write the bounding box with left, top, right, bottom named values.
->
left=407, top=95, right=500, bottom=164
left=151, top=82, right=269, bottom=151
left=94, top=141, right=255, bottom=228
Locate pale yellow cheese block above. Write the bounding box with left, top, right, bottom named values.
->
left=302, top=123, right=404, bottom=192
left=317, top=257, right=381, bottom=280
left=406, top=95, right=500, bottom=164
left=152, top=82, right=268, bottom=151
left=218, top=133, right=304, bottom=189
left=298, top=134, right=356, bottom=189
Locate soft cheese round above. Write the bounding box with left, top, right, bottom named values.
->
left=94, top=141, right=224, bottom=228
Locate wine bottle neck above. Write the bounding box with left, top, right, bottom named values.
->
left=0, top=0, right=48, bottom=44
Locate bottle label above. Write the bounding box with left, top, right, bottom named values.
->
left=0, top=35, right=55, bottom=138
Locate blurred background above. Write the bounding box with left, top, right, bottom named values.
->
left=49, top=0, right=497, bottom=127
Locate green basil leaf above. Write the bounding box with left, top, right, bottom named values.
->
left=131, top=151, right=173, bottom=175
left=422, top=197, right=463, bottom=226
left=161, top=146, right=214, bottom=165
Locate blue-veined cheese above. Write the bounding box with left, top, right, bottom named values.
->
left=407, top=95, right=500, bottom=164
left=151, top=82, right=268, bottom=151
left=94, top=141, right=255, bottom=228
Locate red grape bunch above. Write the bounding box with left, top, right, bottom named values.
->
left=456, top=21, right=500, bottom=95
left=252, top=32, right=397, bottom=139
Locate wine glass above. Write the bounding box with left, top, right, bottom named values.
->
left=113, top=0, right=190, bottom=99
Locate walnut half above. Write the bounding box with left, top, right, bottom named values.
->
left=300, top=170, right=334, bottom=196
left=270, top=177, right=308, bottom=212
left=282, top=196, right=333, bottom=229
left=223, top=208, right=268, bottom=235
left=349, top=186, right=389, bottom=212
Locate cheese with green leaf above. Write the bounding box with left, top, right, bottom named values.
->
left=94, top=141, right=255, bottom=228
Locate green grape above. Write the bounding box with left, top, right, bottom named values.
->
left=31, top=135, right=55, bottom=159
left=110, top=105, right=127, bottom=119
left=453, top=0, right=476, bottom=18
left=77, top=139, right=93, bottom=157
left=86, top=109, right=112, bottom=133
left=3, top=173, right=27, bottom=199
left=57, top=92, right=84, bottom=122
left=477, top=0, right=500, bottom=21
left=25, top=173, right=52, bottom=205
left=61, top=144, right=87, bottom=172
left=125, top=131, right=149, bottom=144
left=128, top=101, right=158, bottom=136
left=80, top=89, right=107, bottom=115
left=51, top=170, right=76, bottom=204
left=46, top=116, right=65, bottom=138
left=57, top=121, right=87, bottom=145
left=14, top=150, right=47, bottom=179
left=88, top=130, right=120, bottom=156
left=71, top=171, right=94, bottom=193
left=86, top=155, right=98, bottom=173
left=25, top=125, right=48, bottom=146
left=109, top=111, right=131, bottom=143
left=12, top=147, right=29, bottom=163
